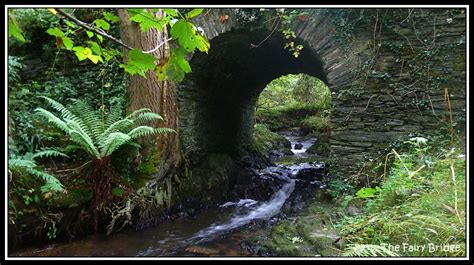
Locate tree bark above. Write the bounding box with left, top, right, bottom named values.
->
left=118, top=9, right=181, bottom=181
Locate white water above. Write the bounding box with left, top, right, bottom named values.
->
left=136, top=171, right=295, bottom=256
left=190, top=174, right=295, bottom=244
left=280, top=132, right=316, bottom=155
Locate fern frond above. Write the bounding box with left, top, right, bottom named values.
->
left=66, top=119, right=100, bottom=158
left=127, top=126, right=158, bottom=140
left=70, top=100, right=104, bottom=143
left=31, top=149, right=69, bottom=159
left=154, top=127, right=176, bottom=134
left=105, top=105, right=124, bottom=127
left=9, top=158, right=36, bottom=171
left=100, top=118, right=134, bottom=145
left=99, top=132, right=131, bottom=157
left=35, top=108, right=70, bottom=133
left=125, top=108, right=153, bottom=120
left=24, top=167, right=64, bottom=193
left=342, top=244, right=399, bottom=257
left=9, top=157, right=64, bottom=193
left=39, top=96, right=78, bottom=122
left=133, top=112, right=164, bottom=125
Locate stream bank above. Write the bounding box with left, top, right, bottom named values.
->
left=11, top=132, right=342, bottom=257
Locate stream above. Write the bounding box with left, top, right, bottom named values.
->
left=11, top=133, right=329, bottom=257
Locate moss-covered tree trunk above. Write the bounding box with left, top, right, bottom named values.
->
left=118, top=9, right=181, bottom=180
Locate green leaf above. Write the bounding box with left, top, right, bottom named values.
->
left=173, top=47, right=191, bottom=73
left=46, top=27, right=65, bottom=38
left=86, top=31, right=94, bottom=38
left=163, top=8, right=178, bottom=17
left=129, top=9, right=166, bottom=32
left=170, top=19, right=198, bottom=52
left=87, top=41, right=102, bottom=55
left=186, top=9, right=204, bottom=19
left=94, top=19, right=110, bottom=31
left=355, top=187, right=381, bottom=199
left=156, top=47, right=191, bottom=83
left=8, top=20, right=25, bottom=42
left=72, top=46, right=103, bottom=64
left=62, top=36, right=74, bottom=50
left=47, top=27, right=74, bottom=50
left=103, top=11, right=120, bottom=23
left=194, top=33, right=210, bottom=53
left=121, top=48, right=156, bottom=77
left=96, top=34, right=103, bottom=42
left=64, top=20, right=77, bottom=29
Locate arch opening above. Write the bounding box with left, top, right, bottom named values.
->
left=178, top=28, right=329, bottom=164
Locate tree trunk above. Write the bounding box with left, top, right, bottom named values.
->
left=118, top=9, right=181, bottom=181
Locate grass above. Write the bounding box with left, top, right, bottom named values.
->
left=336, top=137, right=466, bottom=257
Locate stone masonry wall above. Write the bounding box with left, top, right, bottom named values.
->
left=180, top=8, right=466, bottom=178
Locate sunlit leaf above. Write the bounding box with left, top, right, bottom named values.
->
left=73, top=46, right=103, bottom=64
left=47, top=27, right=74, bottom=50
left=186, top=9, right=204, bottom=19
left=87, top=41, right=102, bottom=55
left=128, top=9, right=166, bottom=32
left=86, top=30, right=94, bottom=38
left=47, top=8, right=58, bottom=15
left=156, top=47, right=191, bottom=82
left=170, top=19, right=198, bottom=52
left=9, top=20, right=25, bottom=42
left=94, top=19, right=110, bottom=31
left=121, top=48, right=156, bottom=77
left=103, top=11, right=120, bottom=23
left=163, top=8, right=178, bottom=17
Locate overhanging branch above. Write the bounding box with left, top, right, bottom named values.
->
left=55, top=8, right=134, bottom=50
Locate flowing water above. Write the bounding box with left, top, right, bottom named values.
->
left=11, top=133, right=325, bottom=257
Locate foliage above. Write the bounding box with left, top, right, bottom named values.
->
left=256, top=74, right=331, bottom=133
left=342, top=244, right=399, bottom=257
left=34, top=96, right=174, bottom=230
left=41, top=8, right=210, bottom=83
left=337, top=136, right=466, bottom=256
left=8, top=56, right=24, bottom=83
left=9, top=150, right=67, bottom=195
left=276, top=9, right=308, bottom=58
left=355, top=186, right=381, bottom=199
left=252, top=123, right=288, bottom=154
left=8, top=10, right=26, bottom=43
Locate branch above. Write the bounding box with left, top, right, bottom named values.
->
left=143, top=37, right=172, bottom=54
left=55, top=8, right=133, bottom=50
left=250, top=17, right=280, bottom=49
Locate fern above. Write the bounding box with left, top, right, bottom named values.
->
left=342, top=244, right=399, bottom=257
left=100, top=132, right=132, bottom=157
left=31, top=149, right=69, bottom=159
left=36, top=96, right=173, bottom=159
left=134, top=112, right=163, bottom=125
left=9, top=152, right=65, bottom=194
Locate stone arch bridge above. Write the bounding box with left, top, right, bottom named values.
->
left=175, top=8, right=466, bottom=179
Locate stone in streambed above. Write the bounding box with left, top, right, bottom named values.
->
left=185, top=246, right=220, bottom=256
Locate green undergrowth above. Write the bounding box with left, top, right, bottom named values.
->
left=256, top=199, right=341, bottom=257
left=336, top=136, right=466, bottom=257
left=252, top=123, right=290, bottom=154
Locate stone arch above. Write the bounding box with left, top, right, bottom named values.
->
left=178, top=28, right=338, bottom=164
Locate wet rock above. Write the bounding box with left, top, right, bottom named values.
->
left=185, top=246, right=220, bottom=256
left=232, top=166, right=290, bottom=201
left=294, top=143, right=304, bottom=150
left=293, top=166, right=326, bottom=181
